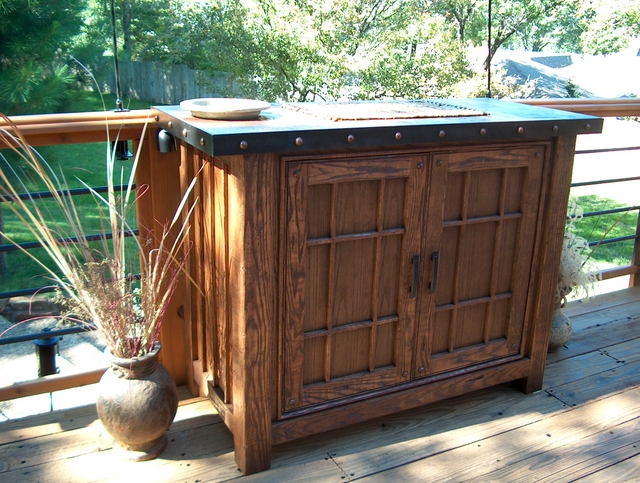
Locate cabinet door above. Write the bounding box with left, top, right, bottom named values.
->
left=415, top=146, right=545, bottom=377
left=283, top=154, right=427, bottom=412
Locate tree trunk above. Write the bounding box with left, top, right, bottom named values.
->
left=122, top=0, right=133, bottom=59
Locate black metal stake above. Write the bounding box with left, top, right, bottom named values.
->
left=34, top=328, right=60, bottom=377
left=110, top=0, right=132, bottom=160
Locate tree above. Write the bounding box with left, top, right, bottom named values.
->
left=483, top=0, right=572, bottom=69
left=427, top=0, right=584, bottom=63
left=357, top=16, right=472, bottom=99
left=0, top=0, right=87, bottom=114
left=579, top=0, right=640, bottom=55
left=427, top=0, right=485, bottom=44
left=115, top=0, right=472, bottom=102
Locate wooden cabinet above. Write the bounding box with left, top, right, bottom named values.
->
left=154, top=98, right=602, bottom=475
left=281, top=144, right=545, bottom=412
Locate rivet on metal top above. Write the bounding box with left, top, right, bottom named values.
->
left=439, top=130, right=445, bottom=138
left=239, top=140, right=248, bottom=150
left=200, top=138, right=205, bottom=147
left=295, top=137, right=304, bottom=146
left=553, top=125, right=559, bottom=133
left=585, top=123, right=591, bottom=131
left=518, top=127, right=524, bottom=134
left=167, top=121, right=173, bottom=129
left=182, top=128, right=188, bottom=137
left=347, top=134, right=355, bottom=143
left=480, top=128, right=487, bottom=136
left=395, top=132, right=402, bottom=140
left=154, top=115, right=159, bottom=122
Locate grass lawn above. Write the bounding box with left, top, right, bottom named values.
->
left=570, top=193, right=639, bottom=267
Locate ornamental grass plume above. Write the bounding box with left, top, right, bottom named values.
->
left=557, top=199, right=601, bottom=305
left=0, top=113, right=198, bottom=359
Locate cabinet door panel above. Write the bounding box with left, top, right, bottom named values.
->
left=283, top=154, right=427, bottom=412
left=416, top=146, right=545, bottom=377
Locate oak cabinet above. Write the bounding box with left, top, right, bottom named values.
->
left=282, top=144, right=545, bottom=412
left=153, top=98, right=602, bottom=475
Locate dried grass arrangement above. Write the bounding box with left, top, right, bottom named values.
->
left=557, top=199, right=601, bottom=305
left=0, top=113, right=198, bottom=359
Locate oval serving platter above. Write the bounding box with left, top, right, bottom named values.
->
left=180, top=98, right=271, bottom=120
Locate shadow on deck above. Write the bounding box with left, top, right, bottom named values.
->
left=1, top=287, right=639, bottom=482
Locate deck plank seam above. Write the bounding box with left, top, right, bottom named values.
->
left=327, top=452, right=354, bottom=481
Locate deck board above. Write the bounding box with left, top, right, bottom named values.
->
left=0, top=287, right=639, bottom=482
left=356, top=387, right=640, bottom=482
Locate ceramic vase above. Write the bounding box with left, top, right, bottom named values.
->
left=548, top=307, right=572, bottom=352
left=96, top=342, right=178, bottom=461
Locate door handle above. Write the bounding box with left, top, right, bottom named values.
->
left=430, top=251, right=439, bottom=294
left=410, top=255, right=419, bottom=299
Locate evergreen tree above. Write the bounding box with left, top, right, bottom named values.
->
left=0, top=0, right=87, bottom=114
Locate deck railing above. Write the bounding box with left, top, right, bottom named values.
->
left=518, top=98, right=640, bottom=287
left=0, top=109, right=190, bottom=402
left=0, top=99, right=639, bottom=404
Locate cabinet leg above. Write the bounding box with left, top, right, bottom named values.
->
left=234, top=435, right=272, bottom=475
left=514, top=373, right=544, bottom=394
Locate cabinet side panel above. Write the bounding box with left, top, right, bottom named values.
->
left=521, top=137, right=577, bottom=393
left=230, top=153, right=279, bottom=474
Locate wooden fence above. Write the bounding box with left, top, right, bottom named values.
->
left=103, top=61, right=237, bottom=104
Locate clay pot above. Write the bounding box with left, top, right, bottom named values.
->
left=548, top=307, right=572, bottom=352
left=96, top=343, right=178, bottom=461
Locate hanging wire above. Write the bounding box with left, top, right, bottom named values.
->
left=487, top=0, right=492, bottom=98
left=110, top=0, right=124, bottom=111
left=109, top=0, right=132, bottom=159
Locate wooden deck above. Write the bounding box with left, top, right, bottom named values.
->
left=1, top=286, right=639, bottom=482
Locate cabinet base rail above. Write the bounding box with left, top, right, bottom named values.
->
left=206, top=357, right=533, bottom=449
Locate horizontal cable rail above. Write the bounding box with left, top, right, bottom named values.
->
left=0, top=229, right=138, bottom=253
left=0, top=184, right=132, bottom=202
left=0, top=285, right=58, bottom=298
left=0, top=324, right=96, bottom=345
left=589, top=234, right=638, bottom=247
left=582, top=206, right=640, bottom=218
left=576, top=145, right=640, bottom=155
left=571, top=176, right=640, bottom=188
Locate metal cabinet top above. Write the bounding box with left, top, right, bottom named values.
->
left=153, top=98, right=603, bottom=157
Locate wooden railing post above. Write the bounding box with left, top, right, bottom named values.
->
left=632, top=214, right=640, bottom=288
left=136, top=127, right=188, bottom=386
